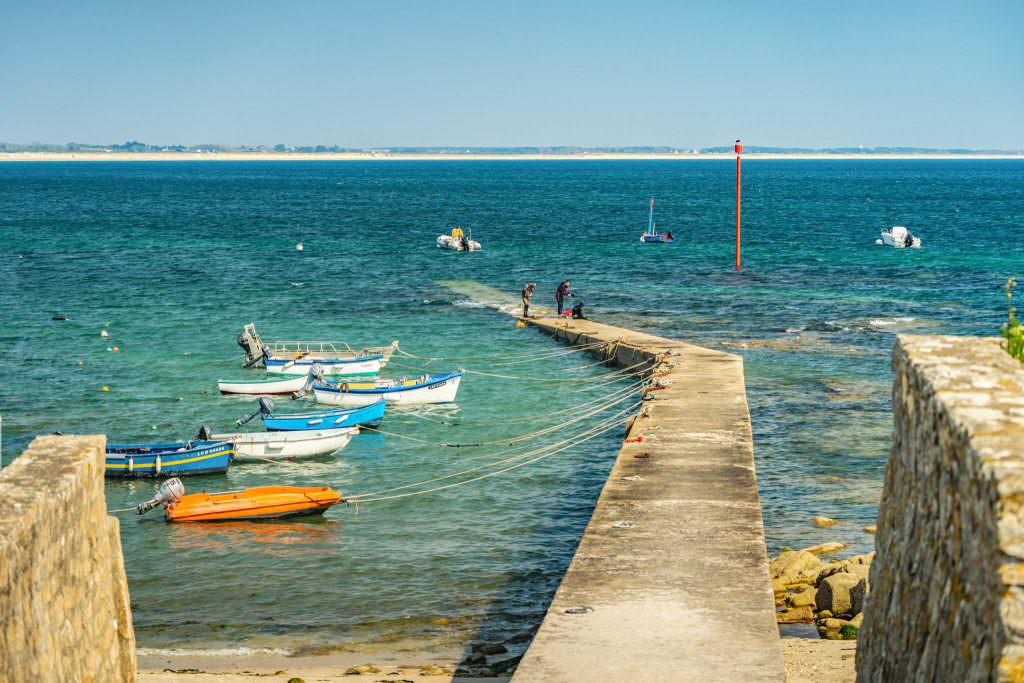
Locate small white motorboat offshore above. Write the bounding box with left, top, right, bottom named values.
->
left=205, top=427, right=360, bottom=461
left=877, top=226, right=921, bottom=249
left=237, top=323, right=398, bottom=369
left=437, top=226, right=481, bottom=251
left=265, top=354, right=382, bottom=377
left=313, top=370, right=464, bottom=406
left=218, top=373, right=310, bottom=396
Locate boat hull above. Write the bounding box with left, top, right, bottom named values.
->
left=209, top=427, right=359, bottom=461
left=265, top=355, right=382, bottom=377
left=437, top=235, right=482, bottom=251
left=263, top=400, right=386, bottom=431
left=313, top=372, right=463, bottom=406
left=218, top=374, right=309, bottom=395
left=165, top=485, right=342, bottom=522
left=640, top=234, right=674, bottom=243
left=105, top=441, right=234, bottom=478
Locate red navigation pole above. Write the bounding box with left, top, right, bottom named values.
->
left=734, top=139, right=743, bottom=270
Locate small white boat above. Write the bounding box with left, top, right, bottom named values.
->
left=265, top=354, right=382, bottom=377
left=237, top=324, right=398, bottom=368
left=437, top=227, right=481, bottom=251
left=218, top=374, right=310, bottom=396
left=313, top=371, right=464, bottom=406
left=208, top=427, right=359, bottom=461
left=878, top=226, right=921, bottom=249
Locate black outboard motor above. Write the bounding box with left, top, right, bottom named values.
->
left=571, top=298, right=587, bottom=320
left=236, top=397, right=276, bottom=426
left=292, top=363, right=325, bottom=399
left=196, top=425, right=214, bottom=441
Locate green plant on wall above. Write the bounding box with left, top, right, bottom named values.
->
left=1002, top=278, right=1024, bottom=363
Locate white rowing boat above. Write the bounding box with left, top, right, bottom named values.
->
left=217, top=374, right=309, bottom=396
left=209, top=427, right=359, bottom=461
left=265, top=355, right=382, bottom=377
left=313, top=371, right=464, bottom=406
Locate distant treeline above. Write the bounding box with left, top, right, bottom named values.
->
left=1, top=141, right=1020, bottom=155
left=699, top=145, right=1021, bottom=155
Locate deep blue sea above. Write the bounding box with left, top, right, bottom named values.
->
left=1, top=160, right=1021, bottom=656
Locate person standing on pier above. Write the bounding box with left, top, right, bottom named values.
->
left=555, top=280, right=573, bottom=315
left=521, top=282, right=536, bottom=318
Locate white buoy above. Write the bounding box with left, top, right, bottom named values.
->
left=296, top=242, right=304, bottom=252
left=875, top=239, right=884, bottom=246
left=101, top=330, right=109, bottom=338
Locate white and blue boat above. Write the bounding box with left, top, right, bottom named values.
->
left=105, top=441, right=234, bottom=478
left=639, top=196, right=675, bottom=244
left=263, top=400, right=386, bottom=431
left=313, top=370, right=464, bottom=406
left=265, top=353, right=383, bottom=377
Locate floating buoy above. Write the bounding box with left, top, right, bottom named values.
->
left=101, top=386, right=109, bottom=392
left=78, top=360, right=85, bottom=366
left=296, top=242, right=304, bottom=252
left=112, top=346, right=120, bottom=351
left=101, top=330, right=109, bottom=338
left=105, top=322, right=110, bottom=327
left=516, top=321, right=526, bottom=328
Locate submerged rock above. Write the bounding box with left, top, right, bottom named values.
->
left=802, top=541, right=847, bottom=555
left=777, top=605, right=815, bottom=623
left=472, top=642, right=508, bottom=655
left=863, top=524, right=877, bottom=534
left=811, top=516, right=839, bottom=527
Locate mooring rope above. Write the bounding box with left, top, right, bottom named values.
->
left=345, top=401, right=641, bottom=504
left=393, top=340, right=610, bottom=366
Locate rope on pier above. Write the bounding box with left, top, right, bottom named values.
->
left=358, top=385, right=642, bottom=449
left=344, top=401, right=641, bottom=504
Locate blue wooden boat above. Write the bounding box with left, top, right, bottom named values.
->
left=262, top=399, right=386, bottom=431
left=105, top=440, right=234, bottom=478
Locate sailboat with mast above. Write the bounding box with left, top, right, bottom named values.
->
left=639, top=197, right=675, bottom=244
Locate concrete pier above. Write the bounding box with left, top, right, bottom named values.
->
left=441, top=282, right=784, bottom=681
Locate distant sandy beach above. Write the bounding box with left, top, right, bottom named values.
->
left=1, top=151, right=1021, bottom=162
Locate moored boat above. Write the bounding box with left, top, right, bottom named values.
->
left=105, top=441, right=234, bottom=478
left=217, top=373, right=310, bottom=395
left=265, top=354, right=382, bottom=377
left=877, top=226, right=921, bottom=249
left=165, top=485, right=343, bottom=522
left=313, top=370, right=464, bottom=406
left=208, top=427, right=359, bottom=461
left=237, top=323, right=397, bottom=368
left=263, top=400, right=386, bottom=431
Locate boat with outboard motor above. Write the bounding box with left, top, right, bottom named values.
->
left=312, top=370, right=464, bottom=406
left=877, top=226, right=921, bottom=249
left=204, top=426, right=359, bottom=461
left=639, top=197, right=675, bottom=244
left=264, top=353, right=382, bottom=377
left=437, top=226, right=481, bottom=251
left=237, top=323, right=398, bottom=369
left=135, top=478, right=343, bottom=522
left=105, top=441, right=234, bottom=478
left=236, top=397, right=386, bottom=430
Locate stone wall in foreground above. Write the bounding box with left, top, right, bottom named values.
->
left=0, top=434, right=135, bottom=682
left=857, top=335, right=1024, bottom=682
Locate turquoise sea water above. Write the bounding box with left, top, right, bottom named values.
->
left=1, top=160, right=1021, bottom=655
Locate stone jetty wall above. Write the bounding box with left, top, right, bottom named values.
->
left=437, top=281, right=785, bottom=682
left=857, top=335, right=1024, bottom=682
left=0, top=434, right=136, bottom=682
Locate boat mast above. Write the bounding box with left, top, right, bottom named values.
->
left=647, top=197, right=654, bottom=235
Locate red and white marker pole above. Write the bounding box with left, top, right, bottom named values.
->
left=735, top=139, right=743, bottom=270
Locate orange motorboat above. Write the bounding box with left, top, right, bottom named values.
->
left=164, top=485, right=343, bottom=522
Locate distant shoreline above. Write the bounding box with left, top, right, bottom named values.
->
left=1, top=151, right=1022, bottom=162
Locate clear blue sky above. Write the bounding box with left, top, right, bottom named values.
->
left=1, top=0, right=1021, bottom=148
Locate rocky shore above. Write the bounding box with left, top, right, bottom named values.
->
left=771, top=536, right=874, bottom=640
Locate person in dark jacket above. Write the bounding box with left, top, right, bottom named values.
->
left=555, top=280, right=573, bottom=315
left=521, top=282, right=536, bottom=318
